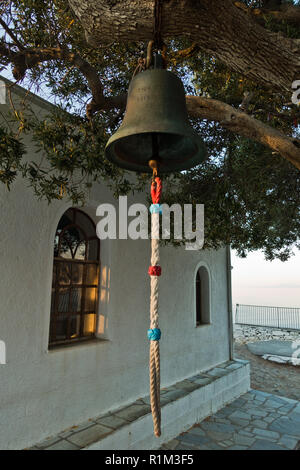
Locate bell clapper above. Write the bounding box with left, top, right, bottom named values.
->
left=146, top=40, right=154, bottom=69
left=149, top=159, right=159, bottom=179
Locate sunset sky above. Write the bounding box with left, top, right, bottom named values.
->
left=231, top=250, right=300, bottom=311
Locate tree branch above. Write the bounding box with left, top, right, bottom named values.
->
left=0, top=43, right=127, bottom=116
left=7, top=47, right=113, bottom=117
left=234, top=1, right=300, bottom=26
left=0, top=16, right=24, bottom=50
left=0, top=41, right=16, bottom=64
left=172, top=43, right=201, bottom=62
left=186, top=95, right=300, bottom=170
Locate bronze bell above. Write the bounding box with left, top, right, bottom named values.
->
left=105, top=59, right=207, bottom=174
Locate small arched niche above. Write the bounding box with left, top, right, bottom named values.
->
left=195, top=264, right=211, bottom=327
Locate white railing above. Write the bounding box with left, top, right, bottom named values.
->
left=235, top=304, right=300, bottom=330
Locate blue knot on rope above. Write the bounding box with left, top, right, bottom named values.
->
left=147, top=328, right=161, bottom=341
left=150, top=204, right=162, bottom=215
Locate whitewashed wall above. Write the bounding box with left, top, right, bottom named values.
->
left=0, top=78, right=231, bottom=449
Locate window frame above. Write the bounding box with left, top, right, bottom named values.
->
left=49, top=208, right=100, bottom=348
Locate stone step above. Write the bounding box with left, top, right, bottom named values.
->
left=28, top=359, right=250, bottom=450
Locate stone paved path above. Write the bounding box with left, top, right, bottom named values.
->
left=162, top=390, right=300, bottom=450
left=235, top=343, right=300, bottom=401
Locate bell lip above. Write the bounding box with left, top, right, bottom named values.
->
left=105, top=132, right=207, bottom=174
left=105, top=121, right=201, bottom=145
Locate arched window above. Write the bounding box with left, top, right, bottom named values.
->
left=49, top=208, right=100, bottom=347
left=195, top=265, right=210, bottom=327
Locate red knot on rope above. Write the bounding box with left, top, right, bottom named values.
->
left=148, top=265, right=162, bottom=277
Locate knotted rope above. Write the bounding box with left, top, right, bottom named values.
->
left=148, top=169, right=162, bottom=437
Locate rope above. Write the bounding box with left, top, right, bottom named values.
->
left=148, top=174, right=162, bottom=437
left=154, top=0, right=163, bottom=51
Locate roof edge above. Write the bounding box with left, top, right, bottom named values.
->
left=0, top=75, right=57, bottom=113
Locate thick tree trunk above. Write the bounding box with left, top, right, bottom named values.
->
left=68, top=0, right=300, bottom=93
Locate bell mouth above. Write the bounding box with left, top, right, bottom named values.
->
left=105, top=131, right=207, bottom=174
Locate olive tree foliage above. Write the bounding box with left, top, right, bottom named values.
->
left=0, top=0, right=299, bottom=259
